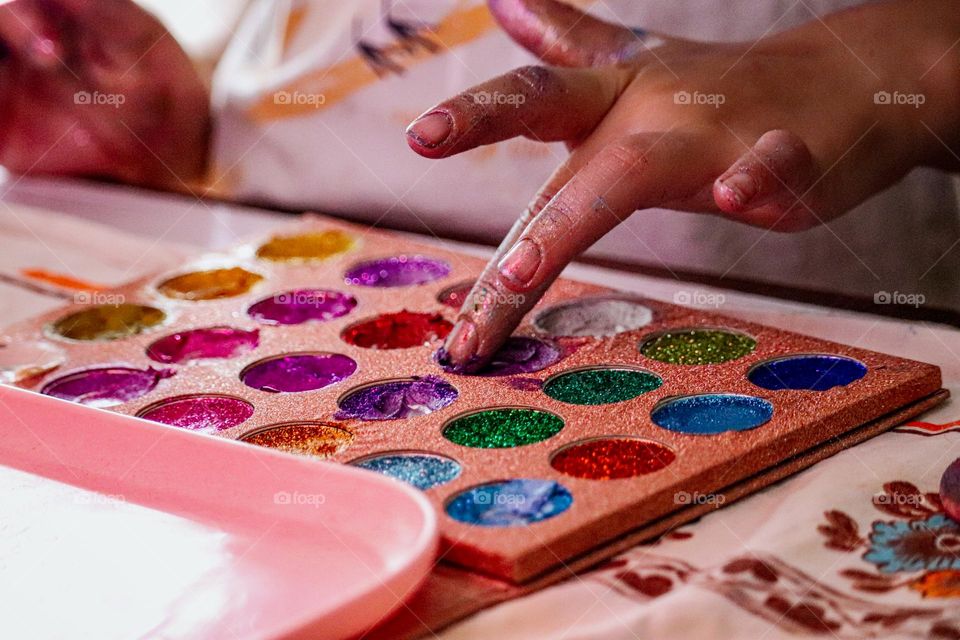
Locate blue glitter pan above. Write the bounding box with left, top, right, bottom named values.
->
left=651, top=394, right=774, bottom=435
left=446, top=479, right=573, bottom=526
left=352, top=452, right=461, bottom=490
left=748, top=354, right=867, bottom=391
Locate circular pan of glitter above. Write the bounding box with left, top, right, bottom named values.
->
left=543, top=366, right=662, bottom=405
left=41, top=366, right=173, bottom=408
left=437, top=280, right=474, bottom=309
left=438, top=336, right=562, bottom=377
left=445, top=479, right=573, bottom=527
left=241, top=421, right=353, bottom=459
left=341, top=311, right=452, bottom=349
left=443, top=407, right=564, bottom=449
left=49, top=303, right=166, bottom=342
left=640, top=327, right=756, bottom=365
left=344, top=255, right=451, bottom=288
left=550, top=436, right=676, bottom=479
left=240, top=352, right=357, bottom=393
left=747, top=354, right=867, bottom=391
left=156, top=267, right=264, bottom=301
left=255, top=230, right=355, bottom=262
left=336, top=376, right=458, bottom=421
left=146, top=326, right=259, bottom=364
left=351, top=451, right=461, bottom=490
left=137, top=394, right=254, bottom=432
left=533, top=297, right=654, bottom=338
left=651, top=393, right=773, bottom=435
left=247, top=289, right=357, bottom=326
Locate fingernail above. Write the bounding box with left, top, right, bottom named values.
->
left=406, top=111, right=453, bottom=148
left=719, top=173, right=757, bottom=207
left=444, top=319, right=478, bottom=365
left=498, top=239, right=541, bottom=289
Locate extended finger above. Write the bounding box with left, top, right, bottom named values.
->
left=405, top=64, right=630, bottom=158
left=440, top=131, right=719, bottom=370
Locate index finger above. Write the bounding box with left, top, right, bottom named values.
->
left=438, top=131, right=720, bottom=371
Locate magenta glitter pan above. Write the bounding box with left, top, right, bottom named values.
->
left=3, top=219, right=944, bottom=588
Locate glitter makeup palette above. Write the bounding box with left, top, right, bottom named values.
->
left=3, top=215, right=945, bottom=589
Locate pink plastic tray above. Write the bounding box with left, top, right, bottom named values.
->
left=0, top=384, right=438, bottom=639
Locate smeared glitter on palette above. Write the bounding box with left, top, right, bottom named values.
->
left=353, top=452, right=461, bottom=490
left=446, top=479, right=573, bottom=526
left=342, top=311, right=452, bottom=349
left=255, top=230, right=354, bottom=261
left=440, top=337, right=561, bottom=377
left=641, top=328, right=756, bottom=365
left=551, top=437, right=675, bottom=479
left=157, top=267, right=263, bottom=300
left=443, top=408, right=563, bottom=448
left=344, top=255, right=450, bottom=287
left=242, top=422, right=353, bottom=458
left=50, top=303, right=165, bottom=341
left=337, top=376, right=457, bottom=421
left=247, top=289, right=357, bottom=325
left=138, top=394, right=254, bottom=432
left=42, top=366, right=173, bottom=408
left=6, top=218, right=945, bottom=586
left=241, top=353, right=357, bottom=392
left=146, top=326, right=259, bottom=363
left=543, top=367, right=661, bottom=405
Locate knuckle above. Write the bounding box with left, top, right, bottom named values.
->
left=603, top=138, right=650, bottom=178
left=509, top=65, right=555, bottom=99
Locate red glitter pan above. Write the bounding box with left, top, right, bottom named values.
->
left=4, top=216, right=946, bottom=612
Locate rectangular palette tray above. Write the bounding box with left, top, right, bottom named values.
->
left=2, top=214, right=946, bottom=585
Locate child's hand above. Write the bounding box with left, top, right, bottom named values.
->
left=0, top=0, right=209, bottom=188
left=407, top=0, right=960, bottom=371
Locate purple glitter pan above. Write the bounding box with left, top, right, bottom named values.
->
left=146, top=327, right=259, bottom=364
left=344, top=255, right=450, bottom=288
left=336, top=376, right=458, bottom=421
left=247, top=289, right=357, bottom=325
left=437, top=336, right=562, bottom=376
left=240, top=352, right=357, bottom=393
left=41, top=366, right=173, bottom=408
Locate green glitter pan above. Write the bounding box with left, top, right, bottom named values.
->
left=543, top=366, right=662, bottom=405
left=443, top=407, right=564, bottom=448
left=640, top=328, right=757, bottom=365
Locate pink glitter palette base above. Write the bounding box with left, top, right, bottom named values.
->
left=2, top=215, right=946, bottom=587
